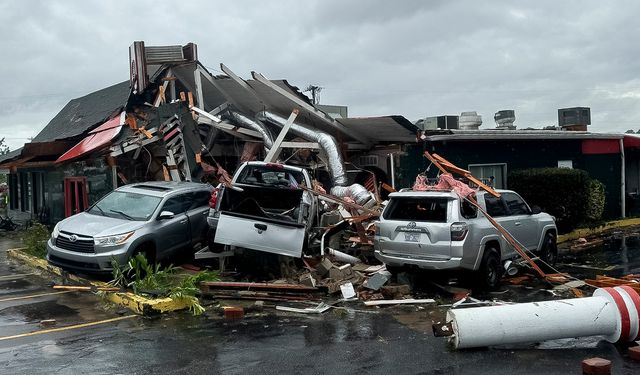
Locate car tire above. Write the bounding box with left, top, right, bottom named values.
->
left=475, top=248, right=501, bottom=291
left=385, top=265, right=404, bottom=276
left=539, top=233, right=558, bottom=267
left=207, top=229, right=225, bottom=253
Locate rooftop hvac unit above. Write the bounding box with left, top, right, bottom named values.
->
left=416, top=116, right=459, bottom=130
left=459, top=111, right=482, bottom=130
left=558, top=107, right=591, bottom=128
left=358, top=155, right=379, bottom=167
left=494, top=110, right=516, bottom=130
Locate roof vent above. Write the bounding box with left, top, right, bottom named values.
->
left=459, top=111, right=482, bottom=130
left=494, top=110, right=516, bottom=130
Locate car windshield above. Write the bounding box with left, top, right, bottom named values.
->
left=383, top=197, right=449, bottom=222
left=236, top=165, right=305, bottom=188
left=89, top=191, right=162, bottom=221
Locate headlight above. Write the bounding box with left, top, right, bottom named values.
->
left=94, top=232, right=135, bottom=247
left=51, top=224, right=60, bottom=240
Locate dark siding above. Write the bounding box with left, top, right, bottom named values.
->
left=400, top=139, right=622, bottom=219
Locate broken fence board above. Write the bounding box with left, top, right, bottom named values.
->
left=364, top=299, right=436, bottom=306
left=200, top=281, right=319, bottom=292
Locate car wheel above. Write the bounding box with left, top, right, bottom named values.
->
left=476, top=249, right=501, bottom=291
left=539, top=233, right=558, bottom=267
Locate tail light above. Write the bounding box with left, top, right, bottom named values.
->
left=450, top=222, right=468, bottom=241
left=209, top=188, right=219, bottom=208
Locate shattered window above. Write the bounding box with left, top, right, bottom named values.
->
left=383, top=197, right=449, bottom=222
left=237, top=165, right=305, bottom=188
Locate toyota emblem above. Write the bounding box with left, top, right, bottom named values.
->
left=68, top=235, right=78, bottom=242
left=407, top=221, right=417, bottom=229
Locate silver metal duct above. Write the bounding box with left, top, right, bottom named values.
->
left=330, top=184, right=373, bottom=205
left=227, top=111, right=274, bottom=150
left=256, top=111, right=347, bottom=186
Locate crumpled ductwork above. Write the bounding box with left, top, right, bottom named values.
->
left=329, top=183, right=373, bottom=205
left=227, top=111, right=274, bottom=150
left=256, top=111, right=348, bottom=186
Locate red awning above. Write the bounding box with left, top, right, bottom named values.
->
left=56, top=113, right=124, bottom=163
left=624, top=135, right=640, bottom=149
left=581, top=139, right=621, bottom=155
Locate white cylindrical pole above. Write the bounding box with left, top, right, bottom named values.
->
left=447, top=287, right=640, bottom=349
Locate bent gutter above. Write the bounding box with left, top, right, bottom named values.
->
left=227, top=111, right=274, bottom=150
left=256, top=111, right=347, bottom=186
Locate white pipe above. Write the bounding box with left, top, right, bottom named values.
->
left=326, top=248, right=360, bottom=265
left=621, top=138, right=626, bottom=218
left=447, top=286, right=640, bottom=349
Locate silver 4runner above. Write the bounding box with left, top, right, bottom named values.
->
left=374, top=189, right=557, bottom=288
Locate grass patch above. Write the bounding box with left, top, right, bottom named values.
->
left=109, top=253, right=219, bottom=315
left=21, top=222, right=49, bottom=258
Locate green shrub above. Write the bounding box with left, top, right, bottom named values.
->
left=22, top=222, right=50, bottom=258
left=508, top=168, right=594, bottom=233
left=109, top=253, right=219, bottom=315
left=585, top=179, right=605, bottom=222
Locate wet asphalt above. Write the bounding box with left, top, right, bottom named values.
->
left=1, top=233, right=640, bottom=374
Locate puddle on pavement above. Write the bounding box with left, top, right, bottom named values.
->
left=560, top=232, right=640, bottom=279
left=2, top=300, right=79, bottom=323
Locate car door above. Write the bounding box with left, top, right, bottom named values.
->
left=482, top=194, right=517, bottom=257
left=502, top=192, right=538, bottom=250
left=155, top=194, right=190, bottom=258
left=185, top=190, right=211, bottom=246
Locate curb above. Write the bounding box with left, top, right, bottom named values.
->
left=557, top=218, right=640, bottom=244
left=6, top=248, right=192, bottom=315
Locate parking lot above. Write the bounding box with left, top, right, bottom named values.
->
left=2, top=235, right=640, bottom=374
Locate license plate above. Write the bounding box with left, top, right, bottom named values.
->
left=404, top=233, right=420, bottom=242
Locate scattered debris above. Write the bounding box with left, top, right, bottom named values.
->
left=629, top=346, right=640, bottom=361
left=585, top=275, right=640, bottom=291
left=364, top=271, right=391, bottom=291
left=276, top=302, right=331, bottom=314
left=340, top=283, right=356, bottom=300
left=223, top=306, right=245, bottom=319
left=581, top=357, right=611, bottom=375
left=39, top=319, right=56, bottom=327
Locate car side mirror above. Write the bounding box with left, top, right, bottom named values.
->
left=530, top=206, right=542, bottom=215
left=158, top=211, right=175, bottom=220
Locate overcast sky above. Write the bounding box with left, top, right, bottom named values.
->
left=1, top=0, right=639, bottom=150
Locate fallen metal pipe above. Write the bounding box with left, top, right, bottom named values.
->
left=445, top=286, right=640, bottom=349
left=330, top=183, right=373, bottom=206
left=256, top=111, right=347, bottom=186
left=325, top=247, right=360, bottom=265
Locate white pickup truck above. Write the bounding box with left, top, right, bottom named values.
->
left=207, top=161, right=317, bottom=258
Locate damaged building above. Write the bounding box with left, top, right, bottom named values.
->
left=0, top=41, right=418, bottom=226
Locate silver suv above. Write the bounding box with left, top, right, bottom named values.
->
left=47, top=181, right=213, bottom=273
left=374, top=189, right=557, bottom=288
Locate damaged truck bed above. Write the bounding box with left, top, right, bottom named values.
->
left=211, top=161, right=316, bottom=257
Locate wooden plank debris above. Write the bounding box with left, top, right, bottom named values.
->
left=200, top=281, right=319, bottom=292
left=364, top=299, right=436, bottom=306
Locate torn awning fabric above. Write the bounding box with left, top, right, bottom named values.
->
left=56, top=113, right=125, bottom=163
left=413, top=173, right=476, bottom=199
